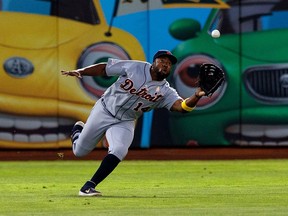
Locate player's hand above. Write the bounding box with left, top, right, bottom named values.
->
left=195, top=87, right=205, bottom=98
left=198, top=63, right=225, bottom=97
left=61, top=70, right=82, bottom=78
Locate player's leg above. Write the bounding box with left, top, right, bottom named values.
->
left=79, top=120, right=135, bottom=196
left=105, top=120, right=135, bottom=160
left=71, top=101, right=110, bottom=157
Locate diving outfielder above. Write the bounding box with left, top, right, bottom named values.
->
left=61, top=50, right=205, bottom=196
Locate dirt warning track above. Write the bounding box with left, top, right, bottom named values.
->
left=0, top=147, right=288, bottom=161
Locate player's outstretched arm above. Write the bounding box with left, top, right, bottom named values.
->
left=171, top=87, right=205, bottom=113
left=61, top=63, right=107, bottom=78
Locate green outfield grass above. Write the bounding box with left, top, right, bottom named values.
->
left=0, top=159, right=287, bottom=216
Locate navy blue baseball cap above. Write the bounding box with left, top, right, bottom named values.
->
left=153, top=50, right=177, bottom=65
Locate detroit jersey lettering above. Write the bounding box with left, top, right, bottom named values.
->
left=102, top=58, right=181, bottom=120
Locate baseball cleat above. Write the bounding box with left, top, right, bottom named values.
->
left=79, top=187, right=102, bottom=197
left=71, top=121, right=84, bottom=143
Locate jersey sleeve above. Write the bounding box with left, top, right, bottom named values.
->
left=105, top=58, right=130, bottom=76
left=159, top=84, right=182, bottom=111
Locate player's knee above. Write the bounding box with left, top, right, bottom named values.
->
left=73, top=143, right=90, bottom=157
left=109, top=147, right=128, bottom=161
left=73, top=150, right=86, bottom=157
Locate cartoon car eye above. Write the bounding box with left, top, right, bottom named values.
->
left=173, top=54, right=226, bottom=109
left=77, top=42, right=130, bottom=98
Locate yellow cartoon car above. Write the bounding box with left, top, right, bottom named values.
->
left=0, top=0, right=145, bottom=148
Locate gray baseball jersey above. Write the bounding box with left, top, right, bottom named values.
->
left=73, top=58, right=182, bottom=160
left=102, top=58, right=182, bottom=120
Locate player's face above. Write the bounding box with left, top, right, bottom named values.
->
left=153, top=57, right=172, bottom=80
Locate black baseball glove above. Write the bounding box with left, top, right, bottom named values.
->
left=199, top=63, right=225, bottom=96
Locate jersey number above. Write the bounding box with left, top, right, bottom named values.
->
left=134, top=102, right=150, bottom=112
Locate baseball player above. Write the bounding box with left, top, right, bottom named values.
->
left=61, top=50, right=206, bottom=196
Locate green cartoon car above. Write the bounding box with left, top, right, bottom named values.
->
left=168, top=0, right=288, bottom=146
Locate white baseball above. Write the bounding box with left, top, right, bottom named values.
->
left=211, top=29, right=220, bottom=38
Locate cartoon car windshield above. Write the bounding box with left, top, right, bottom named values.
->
left=210, top=0, right=288, bottom=34
left=1, top=0, right=99, bottom=24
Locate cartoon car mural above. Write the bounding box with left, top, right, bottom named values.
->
left=0, top=0, right=145, bottom=148
left=168, top=0, right=288, bottom=146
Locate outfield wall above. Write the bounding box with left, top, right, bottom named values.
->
left=1, top=0, right=288, bottom=149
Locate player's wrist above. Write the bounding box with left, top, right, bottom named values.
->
left=74, top=69, right=83, bottom=78
left=194, top=92, right=202, bottom=99
left=181, top=99, right=195, bottom=112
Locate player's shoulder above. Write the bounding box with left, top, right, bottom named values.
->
left=163, top=80, right=172, bottom=87
left=163, top=81, right=178, bottom=93
left=108, top=58, right=148, bottom=65
left=130, top=59, right=149, bottom=64
left=156, top=80, right=173, bottom=92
